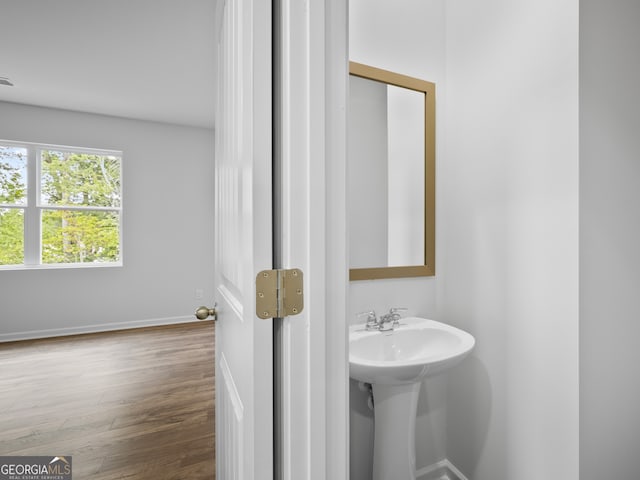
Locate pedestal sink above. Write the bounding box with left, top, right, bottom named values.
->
left=349, top=317, right=475, bottom=480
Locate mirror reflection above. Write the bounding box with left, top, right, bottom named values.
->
left=348, top=76, right=425, bottom=268
left=348, top=62, right=435, bottom=281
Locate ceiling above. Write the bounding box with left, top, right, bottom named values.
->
left=0, top=0, right=217, bottom=129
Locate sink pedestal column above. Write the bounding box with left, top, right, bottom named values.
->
left=372, top=382, right=421, bottom=480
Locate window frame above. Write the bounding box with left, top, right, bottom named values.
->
left=0, top=139, right=123, bottom=270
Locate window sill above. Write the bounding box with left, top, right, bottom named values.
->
left=0, top=262, right=123, bottom=272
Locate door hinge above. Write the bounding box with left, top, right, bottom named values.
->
left=255, top=268, right=304, bottom=319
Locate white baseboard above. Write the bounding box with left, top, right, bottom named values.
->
left=417, top=459, right=469, bottom=480
left=0, top=315, right=202, bottom=343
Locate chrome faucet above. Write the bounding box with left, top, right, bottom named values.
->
left=358, top=308, right=408, bottom=331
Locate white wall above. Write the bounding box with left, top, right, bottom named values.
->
left=0, top=102, right=215, bottom=340
left=442, top=1, right=579, bottom=479
left=348, top=1, right=446, bottom=478
left=580, top=1, right=640, bottom=478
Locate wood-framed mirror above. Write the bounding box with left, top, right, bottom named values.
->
left=348, top=61, right=435, bottom=281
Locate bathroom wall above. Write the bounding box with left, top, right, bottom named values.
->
left=348, top=0, right=447, bottom=478
left=0, top=101, right=215, bottom=340
left=580, top=1, right=640, bottom=478
left=442, top=1, right=579, bottom=479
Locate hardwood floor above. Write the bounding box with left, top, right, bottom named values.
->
left=0, top=322, right=215, bottom=479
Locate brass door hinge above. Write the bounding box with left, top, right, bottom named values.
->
left=256, top=268, right=304, bottom=319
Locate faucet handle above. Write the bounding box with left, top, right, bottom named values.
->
left=388, top=307, right=408, bottom=325
left=389, top=307, right=408, bottom=314
left=357, top=310, right=379, bottom=330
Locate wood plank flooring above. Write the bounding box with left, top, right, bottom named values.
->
left=0, top=322, right=215, bottom=479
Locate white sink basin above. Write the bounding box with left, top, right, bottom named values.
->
left=349, top=317, right=475, bottom=385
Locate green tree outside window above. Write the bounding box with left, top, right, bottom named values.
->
left=0, top=143, right=122, bottom=267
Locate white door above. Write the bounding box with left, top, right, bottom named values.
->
left=214, top=0, right=272, bottom=479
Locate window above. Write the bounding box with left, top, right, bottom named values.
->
left=0, top=140, right=122, bottom=268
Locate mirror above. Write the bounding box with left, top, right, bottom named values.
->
left=348, top=62, right=435, bottom=281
